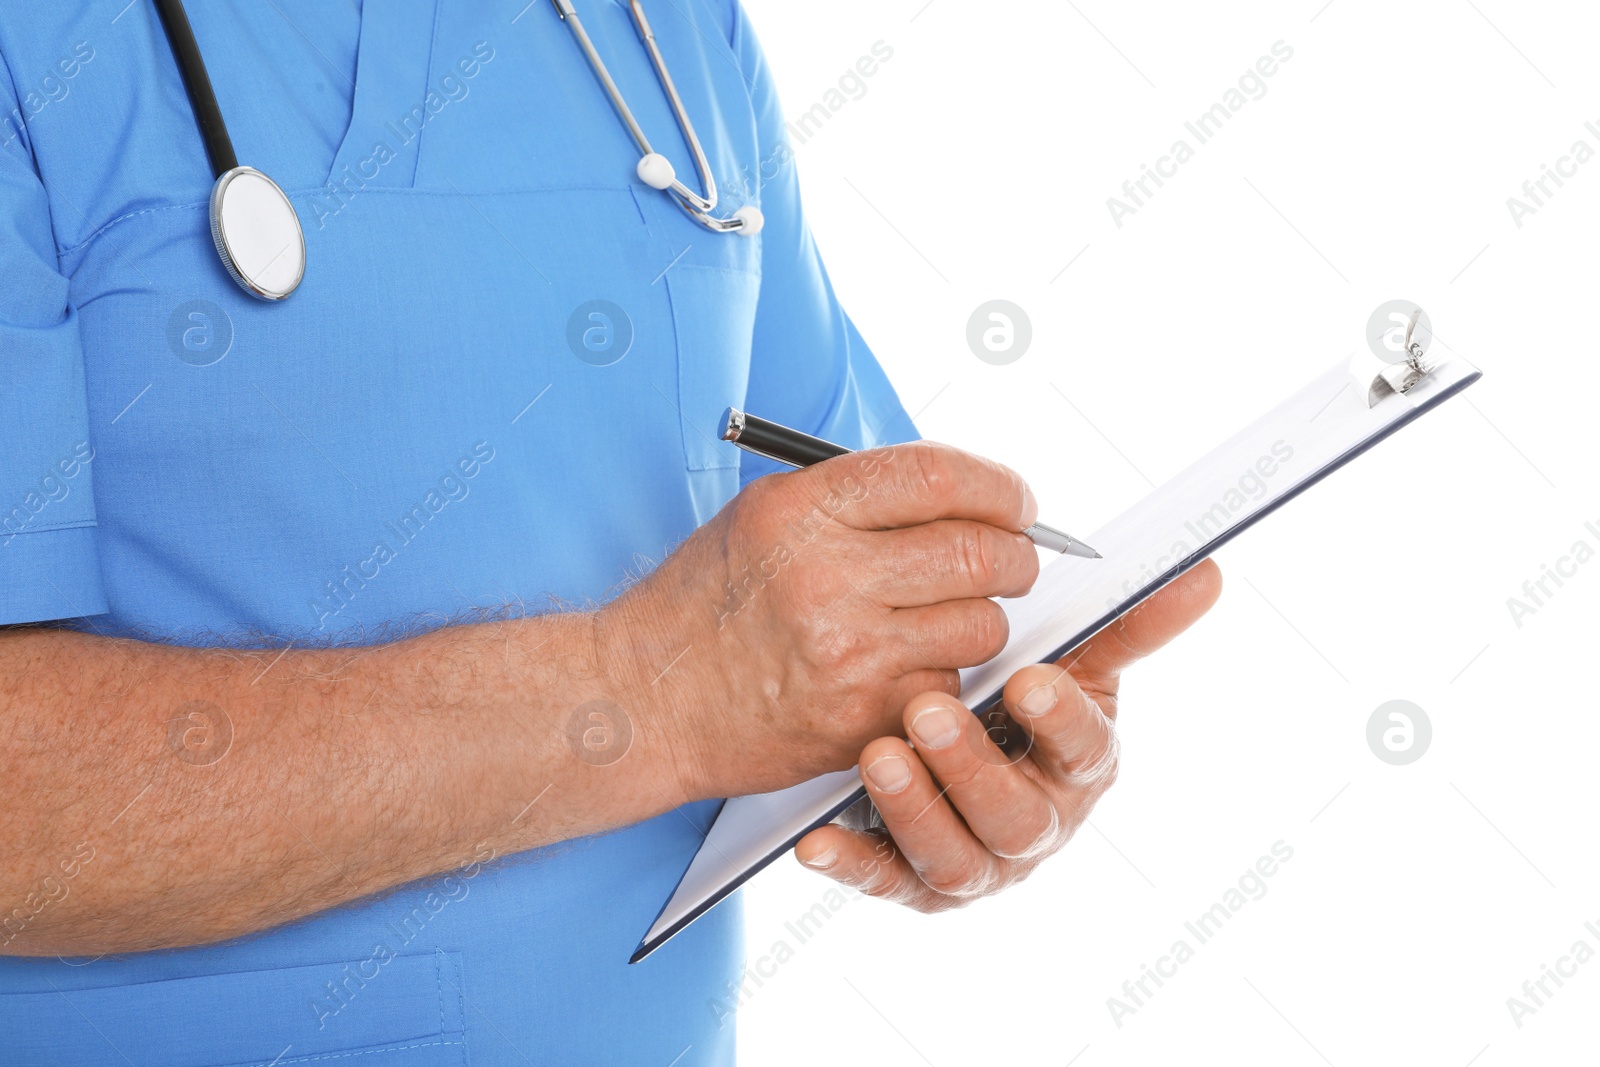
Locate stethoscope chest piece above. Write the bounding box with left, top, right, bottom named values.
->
left=209, top=166, right=305, bottom=301
left=154, top=0, right=306, bottom=300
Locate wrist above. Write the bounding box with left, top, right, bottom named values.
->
left=592, top=594, right=714, bottom=807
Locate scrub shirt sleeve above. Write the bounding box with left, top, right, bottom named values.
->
left=725, top=2, right=920, bottom=489
left=0, top=51, right=109, bottom=625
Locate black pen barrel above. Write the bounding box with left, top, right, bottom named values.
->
left=721, top=408, right=851, bottom=468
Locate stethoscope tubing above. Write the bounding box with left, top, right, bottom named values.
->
left=552, top=0, right=715, bottom=215
left=147, top=0, right=756, bottom=300
left=551, top=0, right=758, bottom=234
left=623, top=0, right=719, bottom=214
left=151, top=0, right=238, bottom=177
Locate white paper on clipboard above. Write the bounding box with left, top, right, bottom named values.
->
left=633, top=349, right=1481, bottom=962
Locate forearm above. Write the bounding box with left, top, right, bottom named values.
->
left=0, top=612, right=690, bottom=956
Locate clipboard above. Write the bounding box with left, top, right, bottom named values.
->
left=633, top=343, right=1481, bottom=962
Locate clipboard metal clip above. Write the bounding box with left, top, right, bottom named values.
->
left=1367, top=308, right=1433, bottom=407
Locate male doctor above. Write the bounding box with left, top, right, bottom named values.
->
left=0, top=1, right=1219, bottom=1062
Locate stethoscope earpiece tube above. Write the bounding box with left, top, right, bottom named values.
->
left=152, top=0, right=238, bottom=177
left=553, top=0, right=763, bottom=236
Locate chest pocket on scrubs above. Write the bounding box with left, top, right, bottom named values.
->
left=642, top=194, right=760, bottom=474
left=666, top=269, right=759, bottom=473
left=0, top=951, right=468, bottom=1067
left=396, top=0, right=762, bottom=479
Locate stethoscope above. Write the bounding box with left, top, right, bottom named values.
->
left=152, top=0, right=762, bottom=303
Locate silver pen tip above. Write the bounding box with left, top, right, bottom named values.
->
left=1025, top=522, right=1100, bottom=559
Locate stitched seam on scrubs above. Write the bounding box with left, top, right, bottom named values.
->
left=0, top=519, right=96, bottom=538
left=662, top=268, right=688, bottom=464
left=54, top=200, right=211, bottom=256
left=660, top=261, right=756, bottom=280
left=251, top=1040, right=467, bottom=1066
left=669, top=0, right=746, bottom=86
left=320, top=184, right=673, bottom=198
left=451, top=953, right=466, bottom=1043
left=53, top=186, right=664, bottom=256
left=664, top=262, right=757, bottom=471
left=432, top=949, right=446, bottom=1043
left=411, top=0, right=444, bottom=189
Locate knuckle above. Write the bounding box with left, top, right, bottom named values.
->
left=908, top=442, right=953, bottom=511
left=939, top=600, right=1007, bottom=665
left=806, top=621, right=871, bottom=676
left=973, top=599, right=1009, bottom=659
left=919, top=867, right=967, bottom=896
left=951, top=524, right=1000, bottom=588
left=1002, top=662, right=1064, bottom=711
left=931, top=751, right=988, bottom=791
left=928, top=601, right=998, bottom=668
left=977, top=456, right=1022, bottom=524
left=921, top=856, right=999, bottom=898
left=994, top=806, right=1062, bottom=862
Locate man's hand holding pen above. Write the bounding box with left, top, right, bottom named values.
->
left=597, top=439, right=1220, bottom=908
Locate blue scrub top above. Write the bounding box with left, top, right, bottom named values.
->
left=0, top=1, right=916, bottom=1063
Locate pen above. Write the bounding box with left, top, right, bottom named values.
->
left=720, top=408, right=1101, bottom=559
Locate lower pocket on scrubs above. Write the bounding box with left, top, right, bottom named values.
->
left=0, top=949, right=467, bottom=1067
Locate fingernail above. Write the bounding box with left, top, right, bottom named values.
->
left=911, top=705, right=962, bottom=749
left=801, top=846, right=837, bottom=870
left=1019, top=683, right=1057, bottom=718
left=865, top=754, right=911, bottom=794
left=1019, top=483, right=1039, bottom=530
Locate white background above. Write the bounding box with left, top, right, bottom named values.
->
left=735, top=1, right=1599, bottom=1064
